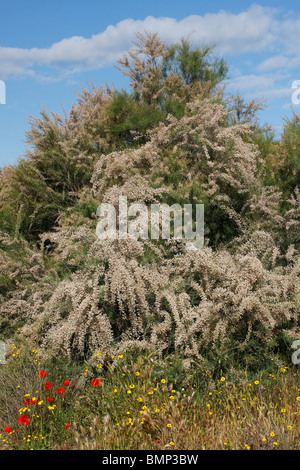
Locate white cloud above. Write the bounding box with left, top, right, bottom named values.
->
left=226, top=74, right=275, bottom=93
left=255, top=11, right=300, bottom=73
left=225, top=71, right=294, bottom=106
left=258, top=54, right=300, bottom=72
left=0, top=4, right=281, bottom=78
left=0, top=2, right=299, bottom=91
left=279, top=16, right=300, bottom=54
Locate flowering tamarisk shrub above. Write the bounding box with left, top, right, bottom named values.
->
left=0, top=33, right=299, bottom=371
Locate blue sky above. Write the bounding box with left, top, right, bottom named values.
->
left=0, top=0, right=300, bottom=167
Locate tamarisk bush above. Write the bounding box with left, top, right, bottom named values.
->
left=0, top=33, right=299, bottom=372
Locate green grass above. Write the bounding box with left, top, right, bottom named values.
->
left=0, top=342, right=300, bottom=450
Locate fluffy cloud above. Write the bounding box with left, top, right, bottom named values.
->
left=258, top=55, right=300, bottom=72
left=1, top=2, right=299, bottom=92
left=225, top=69, right=294, bottom=102
left=0, top=4, right=283, bottom=78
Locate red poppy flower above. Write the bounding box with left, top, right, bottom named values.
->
left=46, top=396, right=54, bottom=402
left=38, top=370, right=48, bottom=377
left=31, top=398, right=37, bottom=404
left=63, top=423, right=71, bottom=429
left=63, top=380, right=70, bottom=386
left=24, top=398, right=31, bottom=406
left=4, top=426, right=12, bottom=433
left=91, top=378, right=101, bottom=387
left=56, top=387, right=65, bottom=395
left=18, top=415, right=30, bottom=426
left=44, top=382, right=52, bottom=390
left=155, top=439, right=159, bottom=444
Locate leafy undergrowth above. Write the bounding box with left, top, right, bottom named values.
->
left=0, top=344, right=300, bottom=450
